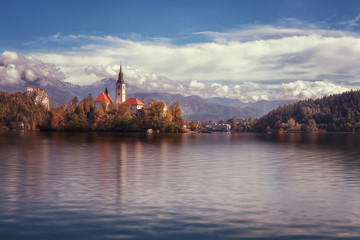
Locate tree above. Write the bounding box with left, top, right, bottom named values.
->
left=51, top=104, right=66, bottom=130
left=287, top=118, right=296, bottom=130
left=308, top=119, right=317, bottom=132
left=190, top=121, right=199, bottom=132
left=168, top=102, right=184, bottom=132
left=147, top=101, right=166, bottom=131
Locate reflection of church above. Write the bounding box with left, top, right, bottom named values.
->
left=94, top=65, right=145, bottom=113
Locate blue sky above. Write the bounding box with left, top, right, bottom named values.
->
left=2, top=0, right=360, bottom=50
left=1, top=0, right=360, bottom=101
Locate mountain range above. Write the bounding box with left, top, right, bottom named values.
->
left=0, top=77, right=294, bottom=121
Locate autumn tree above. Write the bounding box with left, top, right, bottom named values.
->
left=168, top=102, right=184, bottom=132
left=147, top=101, right=167, bottom=131
left=51, top=104, right=66, bottom=130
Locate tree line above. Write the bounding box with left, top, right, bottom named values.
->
left=0, top=91, right=184, bottom=132
left=3, top=90, right=360, bottom=133
left=252, top=90, right=360, bottom=132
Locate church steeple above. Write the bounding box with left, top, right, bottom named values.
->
left=117, top=64, right=124, bottom=84
left=115, top=64, right=126, bottom=104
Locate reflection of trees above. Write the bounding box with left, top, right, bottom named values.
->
left=0, top=132, right=50, bottom=208
left=116, top=143, right=126, bottom=205
left=0, top=132, right=189, bottom=215
left=257, top=132, right=360, bottom=181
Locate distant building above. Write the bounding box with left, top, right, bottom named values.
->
left=24, top=87, right=50, bottom=110
left=26, top=87, right=46, bottom=92
left=216, top=123, right=231, bottom=132
left=161, top=104, right=168, bottom=117
left=201, top=122, right=231, bottom=132
left=94, top=88, right=114, bottom=110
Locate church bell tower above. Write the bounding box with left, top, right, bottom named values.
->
left=115, top=65, right=125, bottom=104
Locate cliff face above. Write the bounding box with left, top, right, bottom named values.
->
left=24, top=90, right=50, bottom=110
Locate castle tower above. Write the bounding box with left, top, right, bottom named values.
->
left=115, top=65, right=126, bottom=104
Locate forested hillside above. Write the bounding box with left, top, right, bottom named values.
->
left=253, top=90, right=360, bottom=132
left=0, top=91, right=48, bottom=130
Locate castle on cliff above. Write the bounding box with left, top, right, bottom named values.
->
left=25, top=87, right=50, bottom=110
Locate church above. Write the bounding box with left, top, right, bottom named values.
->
left=94, top=65, right=145, bottom=113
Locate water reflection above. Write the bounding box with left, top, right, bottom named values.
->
left=0, top=132, right=360, bottom=239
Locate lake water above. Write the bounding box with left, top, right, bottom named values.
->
left=0, top=132, right=360, bottom=240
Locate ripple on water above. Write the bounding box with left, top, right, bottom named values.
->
left=1, top=132, right=360, bottom=239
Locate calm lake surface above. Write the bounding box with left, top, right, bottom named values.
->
left=0, top=132, right=360, bottom=240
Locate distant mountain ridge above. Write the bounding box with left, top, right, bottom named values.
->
left=1, top=77, right=294, bottom=121
left=129, top=92, right=294, bottom=121
left=129, top=92, right=259, bottom=121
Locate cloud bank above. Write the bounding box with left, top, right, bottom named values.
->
left=31, top=26, right=360, bottom=85
left=0, top=50, right=350, bottom=102
left=2, top=23, right=359, bottom=101
left=0, top=51, right=66, bottom=86
left=82, top=63, right=351, bottom=101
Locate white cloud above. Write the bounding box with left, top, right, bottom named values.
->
left=0, top=64, right=21, bottom=85
left=80, top=63, right=355, bottom=102
left=273, top=80, right=351, bottom=100
left=3, top=23, right=360, bottom=101
left=340, top=13, right=360, bottom=30
left=0, top=51, right=66, bottom=86
left=84, top=64, right=118, bottom=78
left=196, top=24, right=355, bottom=43
left=0, top=50, right=353, bottom=102
left=30, top=28, right=360, bottom=88
left=81, top=64, right=270, bottom=101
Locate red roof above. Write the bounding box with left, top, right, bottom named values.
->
left=124, top=98, right=145, bottom=106
left=94, top=92, right=114, bottom=103
left=26, top=87, right=46, bottom=92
